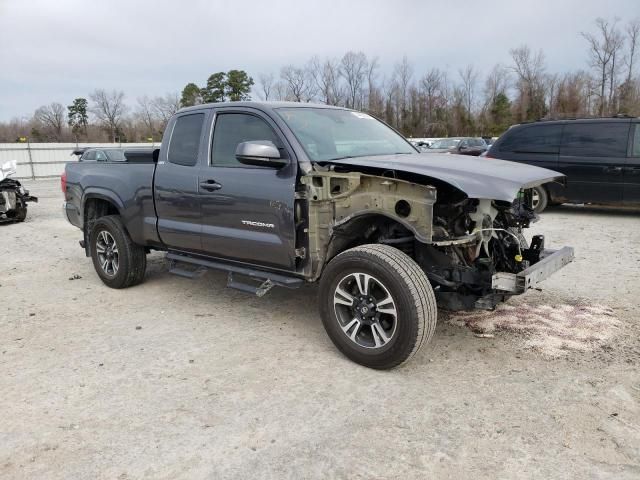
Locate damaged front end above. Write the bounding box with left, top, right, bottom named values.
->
left=0, top=161, right=38, bottom=223
left=302, top=167, right=573, bottom=311
left=418, top=193, right=574, bottom=310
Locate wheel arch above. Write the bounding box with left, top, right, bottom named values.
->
left=324, top=213, right=421, bottom=267
left=81, top=192, right=125, bottom=255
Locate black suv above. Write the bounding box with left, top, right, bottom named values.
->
left=487, top=117, right=640, bottom=212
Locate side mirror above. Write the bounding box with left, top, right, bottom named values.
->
left=235, top=141, right=287, bottom=168
left=152, top=148, right=160, bottom=163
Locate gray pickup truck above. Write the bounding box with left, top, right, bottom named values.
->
left=63, top=101, right=574, bottom=369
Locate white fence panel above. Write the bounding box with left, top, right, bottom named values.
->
left=0, top=143, right=160, bottom=179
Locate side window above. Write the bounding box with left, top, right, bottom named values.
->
left=95, top=150, right=107, bottom=161
left=632, top=124, right=640, bottom=157
left=211, top=113, right=283, bottom=167
left=499, top=124, right=562, bottom=153
left=561, top=122, right=629, bottom=158
left=168, top=113, right=205, bottom=166
left=82, top=151, right=96, bottom=161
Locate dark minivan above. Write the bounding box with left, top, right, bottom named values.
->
left=487, top=117, right=640, bottom=212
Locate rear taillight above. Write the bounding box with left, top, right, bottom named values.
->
left=61, top=172, right=67, bottom=193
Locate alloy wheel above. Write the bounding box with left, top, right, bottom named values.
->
left=95, top=230, right=119, bottom=276
left=333, top=272, right=398, bottom=349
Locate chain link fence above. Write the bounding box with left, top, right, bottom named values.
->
left=0, top=142, right=160, bottom=179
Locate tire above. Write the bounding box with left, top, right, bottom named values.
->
left=14, top=206, right=27, bottom=222
left=319, top=244, right=437, bottom=369
left=15, top=199, right=27, bottom=222
left=531, top=186, right=548, bottom=213
left=89, top=215, right=147, bottom=289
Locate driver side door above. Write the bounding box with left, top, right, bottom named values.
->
left=199, top=108, right=298, bottom=272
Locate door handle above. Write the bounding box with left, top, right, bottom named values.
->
left=603, top=166, right=623, bottom=174
left=199, top=180, right=222, bottom=191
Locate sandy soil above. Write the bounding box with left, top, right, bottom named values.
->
left=1, top=179, right=639, bottom=479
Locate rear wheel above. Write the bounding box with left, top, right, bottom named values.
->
left=89, top=215, right=146, bottom=289
left=319, top=244, right=437, bottom=369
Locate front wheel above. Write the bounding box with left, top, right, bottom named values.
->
left=319, top=244, right=437, bottom=369
left=89, top=215, right=147, bottom=289
left=531, top=186, right=549, bottom=213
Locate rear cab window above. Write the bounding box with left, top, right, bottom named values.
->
left=168, top=113, right=205, bottom=166
left=81, top=150, right=96, bottom=161
left=560, top=122, right=630, bottom=157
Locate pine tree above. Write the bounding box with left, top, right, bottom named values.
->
left=226, top=70, right=254, bottom=101
left=180, top=83, right=202, bottom=107
left=67, top=98, right=88, bottom=140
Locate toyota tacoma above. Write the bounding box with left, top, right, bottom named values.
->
left=62, top=102, right=574, bottom=369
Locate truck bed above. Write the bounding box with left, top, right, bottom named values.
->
left=63, top=160, right=160, bottom=247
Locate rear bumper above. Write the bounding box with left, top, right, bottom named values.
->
left=491, top=246, right=575, bottom=293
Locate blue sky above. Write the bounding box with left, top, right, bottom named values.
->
left=0, top=0, right=638, bottom=120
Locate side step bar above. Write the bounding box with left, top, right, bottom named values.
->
left=166, top=251, right=304, bottom=295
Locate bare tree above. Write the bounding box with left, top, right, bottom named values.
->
left=257, top=73, right=275, bottom=101
left=135, top=96, right=157, bottom=138
left=33, top=102, right=65, bottom=140
left=582, top=18, right=624, bottom=115
left=510, top=45, right=547, bottom=120
left=272, top=81, right=288, bottom=101
left=152, top=93, right=180, bottom=133
left=625, top=18, right=640, bottom=83
left=483, top=64, right=510, bottom=106
left=458, top=65, right=478, bottom=120
left=421, top=68, right=444, bottom=123
left=280, top=65, right=314, bottom=102
left=545, top=73, right=559, bottom=117
left=90, top=89, right=128, bottom=142
left=340, top=51, right=368, bottom=109
left=366, top=56, right=380, bottom=113
left=393, top=56, right=413, bottom=130
left=308, top=56, right=342, bottom=105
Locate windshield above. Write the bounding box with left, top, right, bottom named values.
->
left=468, top=138, right=487, bottom=147
left=430, top=138, right=460, bottom=149
left=276, top=107, right=415, bottom=161
left=105, top=150, right=127, bottom=161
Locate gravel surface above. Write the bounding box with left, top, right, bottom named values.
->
left=1, top=179, right=639, bottom=479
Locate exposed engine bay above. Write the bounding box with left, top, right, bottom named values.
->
left=412, top=192, right=546, bottom=309
left=302, top=168, right=574, bottom=311
left=0, top=160, right=38, bottom=223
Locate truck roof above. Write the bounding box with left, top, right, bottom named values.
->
left=177, top=101, right=348, bottom=115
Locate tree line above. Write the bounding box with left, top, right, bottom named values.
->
left=1, top=17, right=638, bottom=143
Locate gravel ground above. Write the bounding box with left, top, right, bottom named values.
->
left=1, top=179, right=639, bottom=479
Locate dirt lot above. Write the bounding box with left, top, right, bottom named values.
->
left=2, top=179, right=639, bottom=479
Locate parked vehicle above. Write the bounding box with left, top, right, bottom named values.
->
left=486, top=117, right=640, bottom=212
left=62, top=102, right=573, bottom=369
left=0, top=160, right=37, bottom=223
left=482, top=136, right=498, bottom=147
left=409, top=139, right=431, bottom=152
left=72, top=147, right=156, bottom=163
left=426, top=137, right=488, bottom=156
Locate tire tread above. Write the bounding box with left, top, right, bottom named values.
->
left=324, top=244, right=437, bottom=368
